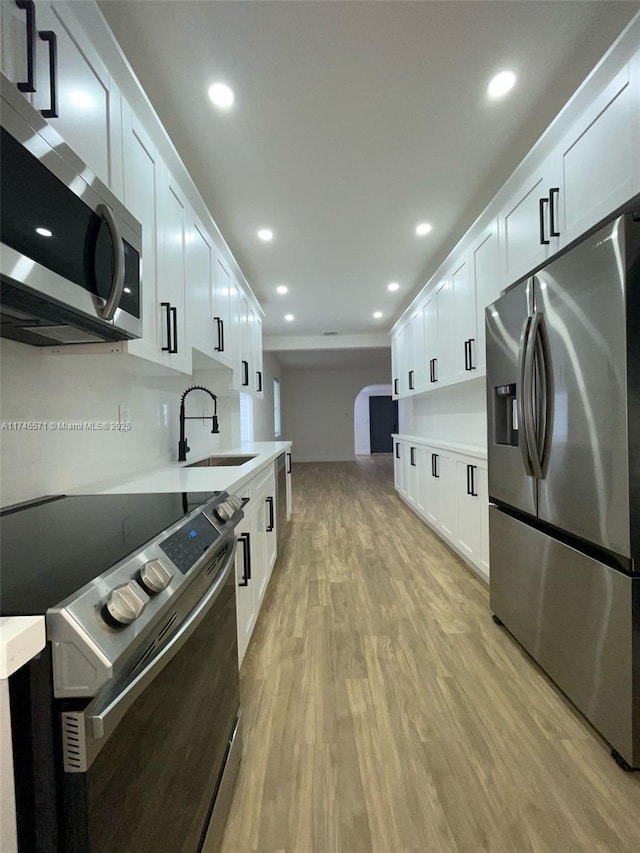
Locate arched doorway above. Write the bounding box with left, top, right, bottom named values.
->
left=354, top=384, right=396, bottom=455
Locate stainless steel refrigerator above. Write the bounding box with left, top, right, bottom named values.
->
left=486, top=209, right=640, bottom=770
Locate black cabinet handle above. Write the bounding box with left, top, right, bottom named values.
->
left=214, top=317, right=223, bottom=352
left=429, top=359, right=433, bottom=382
left=410, top=447, right=416, bottom=467
left=408, top=370, right=415, bottom=390
left=266, top=496, right=274, bottom=532
left=15, top=1, right=36, bottom=93
left=549, top=187, right=560, bottom=237
left=38, top=30, right=58, bottom=118
left=467, top=464, right=478, bottom=497
left=394, top=378, right=399, bottom=396
left=286, top=453, right=292, bottom=474
left=257, top=370, right=263, bottom=392
left=468, top=339, right=475, bottom=370
left=238, top=532, right=251, bottom=585
left=241, top=360, right=249, bottom=387
left=395, top=443, right=400, bottom=460
left=429, top=358, right=438, bottom=383
left=464, top=339, right=476, bottom=371
left=161, top=302, right=171, bottom=352
left=539, top=196, right=549, bottom=245
left=431, top=453, right=439, bottom=478
left=170, top=306, right=178, bottom=354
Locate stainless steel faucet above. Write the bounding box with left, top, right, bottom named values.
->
left=178, top=385, right=219, bottom=462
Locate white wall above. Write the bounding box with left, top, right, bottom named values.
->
left=354, top=384, right=393, bottom=454
left=0, top=340, right=241, bottom=506
left=406, top=377, right=487, bottom=446
left=252, top=351, right=283, bottom=442
left=282, top=367, right=390, bottom=462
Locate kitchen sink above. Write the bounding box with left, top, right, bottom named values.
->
left=185, top=455, right=258, bottom=468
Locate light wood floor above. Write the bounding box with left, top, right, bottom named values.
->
left=220, top=456, right=640, bottom=853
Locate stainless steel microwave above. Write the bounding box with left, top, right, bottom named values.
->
left=0, top=75, right=142, bottom=346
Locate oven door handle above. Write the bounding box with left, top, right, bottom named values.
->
left=84, top=540, right=236, bottom=743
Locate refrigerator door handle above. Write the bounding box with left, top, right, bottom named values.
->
left=533, top=311, right=554, bottom=477
left=524, top=312, right=544, bottom=479
left=517, top=314, right=535, bottom=476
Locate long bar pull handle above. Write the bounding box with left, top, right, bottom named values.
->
left=534, top=311, right=554, bottom=477
left=468, top=338, right=475, bottom=370
left=220, top=319, right=225, bottom=352
left=170, top=306, right=178, bottom=354
left=433, top=358, right=438, bottom=382
left=395, top=443, right=400, bottom=460
left=15, top=1, right=36, bottom=93
left=238, top=533, right=250, bottom=586
left=266, top=496, right=274, bottom=532
left=432, top=453, right=439, bottom=478
left=408, top=370, right=415, bottom=390
left=394, top=378, right=399, bottom=396
left=539, top=197, right=549, bottom=245
left=95, top=204, right=125, bottom=321
left=214, top=317, right=223, bottom=352
left=517, top=310, right=535, bottom=477
left=410, top=447, right=416, bottom=467
left=256, top=371, right=263, bottom=392
left=523, top=311, right=543, bottom=479
left=549, top=187, right=560, bottom=237
left=38, top=30, right=58, bottom=118
left=286, top=453, right=292, bottom=474
left=161, top=302, right=172, bottom=352
left=467, top=464, right=477, bottom=497
left=241, top=360, right=249, bottom=387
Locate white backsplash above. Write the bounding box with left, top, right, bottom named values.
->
left=407, top=377, right=488, bottom=447
left=0, top=340, right=242, bottom=506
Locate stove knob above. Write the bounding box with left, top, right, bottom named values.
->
left=214, top=502, right=234, bottom=523
left=106, top=581, right=147, bottom=625
left=140, top=559, right=173, bottom=594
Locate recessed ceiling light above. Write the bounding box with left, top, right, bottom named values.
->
left=487, top=70, right=516, bottom=99
left=387, top=282, right=400, bottom=292
left=257, top=228, right=273, bottom=242
left=35, top=227, right=52, bottom=237
left=207, top=82, right=235, bottom=109
left=276, top=285, right=288, bottom=294
left=416, top=222, right=432, bottom=236
left=373, top=311, right=383, bottom=319
left=284, top=313, right=294, bottom=322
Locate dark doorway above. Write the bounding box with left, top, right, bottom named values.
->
left=369, top=396, right=398, bottom=454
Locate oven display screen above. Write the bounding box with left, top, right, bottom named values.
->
left=159, top=514, right=220, bottom=574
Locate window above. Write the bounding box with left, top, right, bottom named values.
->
left=273, top=378, right=281, bottom=438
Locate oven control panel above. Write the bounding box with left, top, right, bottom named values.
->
left=159, top=512, right=221, bottom=575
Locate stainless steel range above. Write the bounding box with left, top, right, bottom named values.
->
left=1, top=490, right=244, bottom=853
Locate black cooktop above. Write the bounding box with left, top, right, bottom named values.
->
left=0, top=492, right=219, bottom=616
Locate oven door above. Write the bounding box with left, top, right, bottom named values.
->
left=58, top=541, right=240, bottom=853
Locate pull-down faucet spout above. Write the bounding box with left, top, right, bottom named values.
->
left=178, top=385, right=219, bottom=462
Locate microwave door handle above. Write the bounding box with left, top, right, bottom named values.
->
left=81, top=540, right=236, bottom=752
left=95, top=203, right=126, bottom=322
left=517, top=315, right=535, bottom=477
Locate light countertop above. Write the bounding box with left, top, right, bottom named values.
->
left=392, top=434, right=487, bottom=461
left=70, top=441, right=292, bottom=496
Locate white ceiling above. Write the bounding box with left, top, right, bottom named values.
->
left=99, top=0, right=639, bottom=348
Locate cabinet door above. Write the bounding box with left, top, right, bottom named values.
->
left=438, top=452, right=458, bottom=541
left=559, top=63, right=638, bottom=244
left=456, top=460, right=482, bottom=562
left=393, top=441, right=403, bottom=493
left=252, top=497, right=268, bottom=608
left=395, top=325, right=408, bottom=396
left=407, top=445, right=418, bottom=506
left=1, top=0, right=35, bottom=101
left=34, top=2, right=120, bottom=190
left=450, top=251, right=475, bottom=383
left=472, top=220, right=501, bottom=374
left=409, top=307, right=424, bottom=391
left=414, top=446, right=429, bottom=518
left=252, top=309, right=264, bottom=397
left=478, top=467, right=490, bottom=579
left=187, top=217, right=214, bottom=357
left=423, top=295, right=438, bottom=389
left=122, top=103, right=160, bottom=364
left=423, top=448, right=440, bottom=527
left=212, top=256, right=233, bottom=368
left=157, top=167, right=191, bottom=372
left=391, top=333, right=400, bottom=399
left=435, top=280, right=454, bottom=384
left=401, top=442, right=412, bottom=502
left=285, top=452, right=293, bottom=521
left=235, top=517, right=256, bottom=666
left=264, top=491, right=277, bottom=576
left=500, top=154, right=559, bottom=286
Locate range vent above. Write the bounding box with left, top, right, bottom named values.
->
left=61, top=712, right=86, bottom=772
left=132, top=640, right=157, bottom=672
left=158, top=612, right=178, bottom=641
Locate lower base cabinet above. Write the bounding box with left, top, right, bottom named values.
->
left=395, top=438, right=489, bottom=581
left=234, top=464, right=279, bottom=665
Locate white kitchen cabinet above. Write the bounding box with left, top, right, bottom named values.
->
left=264, top=489, right=277, bottom=578
left=187, top=214, right=215, bottom=358
left=450, top=250, right=476, bottom=383
left=409, top=306, right=425, bottom=392
left=391, top=332, right=401, bottom=399
left=478, top=467, right=490, bottom=579
left=414, top=445, right=429, bottom=517
left=32, top=1, right=122, bottom=192
left=455, top=459, right=483, bottom=563
left=393, top=324, right=408, bottom=397
left=251, top=306, right=264, bottom=398
left=436, top=450, right=457, bottom=541
left=235, top=509, right=256, bottom=666
left=472, top=219, right=501, bottom=373
left=499, top=152, right=560, bottom=287
left=434, top=279, right=455, bottom=385
left=558, top=63, right=639, bottom=245
left=394, top=440, right=405, bottom=496
left=406, top=443, right=418, bottom=507
left=1, top=0, right=35, bottom=100
left=121, top=102, right=161, bottom=365
left=400, top=440, right=413, bottom=503
left=212, top=256, right=233, bottom=369
left=156, top=165, right=191, bottom=373
left=285, top=451, right=293, bottom=521
left=423, top=294, right=437, bottom=389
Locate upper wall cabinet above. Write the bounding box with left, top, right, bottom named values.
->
left=558, top=63, right=640, bottom=245
left=471, top=218, right=501, bottom=374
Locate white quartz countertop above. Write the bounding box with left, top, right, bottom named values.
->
left=0, top=617, right=46, bottom=679
left=392, top=434, right=487, bottom=461
left=70, top=441, right=292, bottom=496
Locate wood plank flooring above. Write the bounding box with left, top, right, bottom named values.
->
left=219, top=457, right=640, bottom=853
